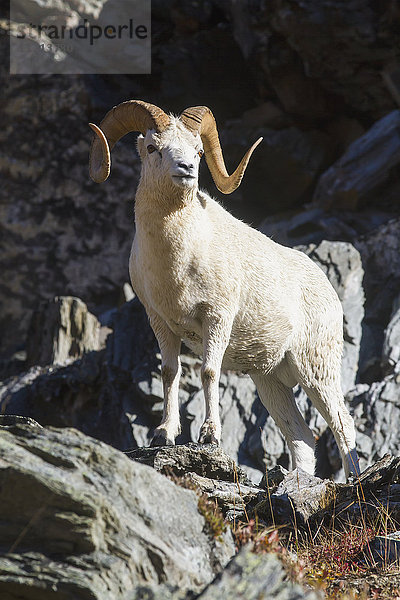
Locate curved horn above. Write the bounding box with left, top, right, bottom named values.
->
left=180, top=106, right=262, bottom=194
left=89, top=100, right=170, bottom=183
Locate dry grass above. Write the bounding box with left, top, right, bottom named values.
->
left=231, top=472, right=400, bottom=600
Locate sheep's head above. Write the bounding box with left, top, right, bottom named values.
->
left=136, top=120, right=204, bottom=192
left=89, top=100, right=262, bottom=194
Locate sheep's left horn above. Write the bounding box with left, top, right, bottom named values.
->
left=180, top=106, right=262, bottom=194
left=89, top=100, right=170, bottom=183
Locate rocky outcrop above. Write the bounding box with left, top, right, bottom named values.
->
left=260, top=0, right=399, bottom=120
left=2, top=417, right=400, bottom=597
left=0, top=423, right=234, bottom=599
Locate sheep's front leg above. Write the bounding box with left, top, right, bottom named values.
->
left=199, top=313, right=232, bottom=445
left=148, top=312, right=182, bottom=447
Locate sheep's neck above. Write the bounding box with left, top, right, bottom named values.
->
left=134, top=182, right=204, bottom=263
left=135, top=179, right=199, bottom=220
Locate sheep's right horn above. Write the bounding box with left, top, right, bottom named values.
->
left=180, top=106, right=262, bottom=194
left=89, top=100, right=170, bottom=183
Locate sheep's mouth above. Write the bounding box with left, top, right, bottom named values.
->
left=172, top=175, right=196, bottom=187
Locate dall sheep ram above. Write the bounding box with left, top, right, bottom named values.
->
left=89, top=100, right=360, bottom=478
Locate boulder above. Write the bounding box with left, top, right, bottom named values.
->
left=129, top=443, right=252, bottom=485
left=0, top=423, right=235, bottom=599
left=129, top=444, right=262, bottom=519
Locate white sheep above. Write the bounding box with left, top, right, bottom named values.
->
left=89, top=100, right=360, bottom=478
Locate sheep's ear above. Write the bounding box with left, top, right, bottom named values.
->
left=136, top=134, right=146, bottom=160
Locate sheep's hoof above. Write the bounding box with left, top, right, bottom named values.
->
left=198, top=421, right=220, bottom=445
left=151, top=430, right=175, bottom=447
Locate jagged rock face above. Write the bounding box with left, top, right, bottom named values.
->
left=347, top=375, right=400, bottom=471
left=0, top=26, right=139, bottom=359
left=0, top=424, right=235, bottom=599
left=382, top=301, right=400, bottom=376
left=261, top=0, right=399, bottom=120
left=298, top=240, right=364, bottom=394
left=355, top=218, right=400, bottom=382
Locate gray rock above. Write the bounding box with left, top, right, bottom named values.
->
left=0, top=299, right=160, bottom=451
left=371, top=532, right=400, bottom=566
left=382, top=303, right=400, bottom=375
left=197, top=545, right=323, bottom=599
left=253, top=469, right=335, bottom=527
left=0, top=424, right=235, bottom=599
left=0, top=31, right=141, bottom=359
left=259, top=465, right=289, bottom=491
left=346, top=374, right=400, bottom=472
left=128, top=443, right=253, bottom=485
left=323, top=455, right=400, bottom=526
left=124, top=583, right=186, bottom=600
left=128, top=444, right=262, bottom=519
left=355, top=218, right=400, bottom=382
left=299, top=240, right=364, bottom=393
left=26, top=296, right=101, bottom=367
left=314, top=111, right=400, bottom=210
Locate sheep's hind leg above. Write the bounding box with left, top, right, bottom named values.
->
left=289, top=345, right=360, bottom=479
left=148, top=311, right=182, bottom=447
left=251, top=372, right=316, bottom=475
left=300, top=380, right=360, bottom=479
left=198, top=313, right=232, bottom=445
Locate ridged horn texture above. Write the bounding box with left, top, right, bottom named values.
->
left=89, top=100, right=170, bottom=183
left=180, top=106, right=263, bottom=194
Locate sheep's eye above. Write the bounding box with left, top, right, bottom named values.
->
left=198, top=149, right=204, bottom=158
left=147, top=144, right=157, bottom=154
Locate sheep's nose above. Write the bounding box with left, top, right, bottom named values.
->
left=178, top=161, right=194, bottom=171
